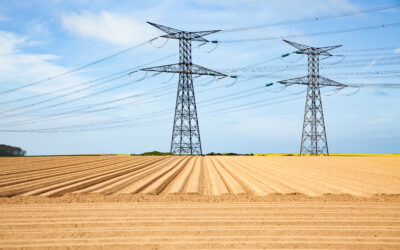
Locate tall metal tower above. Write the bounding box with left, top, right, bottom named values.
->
left=141, top=22, right=227, bottom=155
left=277, top=40, right=347, bottom=156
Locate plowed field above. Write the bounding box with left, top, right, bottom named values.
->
left=1, top=202, right=399, bottom=249
left=0, top=155, right=399, bottom=197
left=0, top=155, right=399, bottom=249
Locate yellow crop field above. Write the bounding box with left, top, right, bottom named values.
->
left=0, top=155, right=399, bottom=249
left=254, top=153, right=400, bottom=156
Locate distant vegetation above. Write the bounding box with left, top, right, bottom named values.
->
left=134, top=151, right=174, bottom=156
left=0, top=144, right=26, bottom=156
left=132, top=151, right=257, bottom=156
left=207, top=152, right=254, bottom=156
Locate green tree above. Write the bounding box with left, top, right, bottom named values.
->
left=0, top=144, right=26, bottom=156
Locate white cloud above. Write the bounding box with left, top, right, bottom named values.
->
left=369, top=117, right=391, bottom=125
left=0, top=29, right=173, bottom=129
left=0, top=30, right=87, bottom=95
left=368, top=113, right=395, bottom=125
left=366, top=56, right=382, bottom=68
left=395, top=47, right=400, bottom=54
left=0, top=31, right=25, bottom=55
left=61, top=11, right=158, bottom=46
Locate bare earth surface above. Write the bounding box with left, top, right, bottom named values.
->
left=1, top=201, right=400, bottom=249
left=0, top=155, right=399, bottom=197
left=0, top=156, right=399, bottom=249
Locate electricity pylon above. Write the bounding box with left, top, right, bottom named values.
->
left=277, top=40, right=347, bottom=156
left=141, top=22, right=227, bottom=155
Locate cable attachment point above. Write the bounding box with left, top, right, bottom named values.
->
left=133, top=71, right=148, bottom=82
left=128, top=70, right=138, bottom=76
left=322, top=55, right=345, bottom=65
left=206, top=42, right=219, bottom=53
left=149, top=37, right=169, bottom=48
left=225, top=75, right=238, bottom=87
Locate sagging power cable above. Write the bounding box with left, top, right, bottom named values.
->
left=0, top=37, right=160, bottom=96
left=213, top=22, right=400, bottom=43
left=219, top=2, right=400, bottom=33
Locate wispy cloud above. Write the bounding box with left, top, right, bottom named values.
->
left=61, top=11, right=158, bottom=46
left=0, top=30, right=87, bottom=94
left=368, top=113, right=395, bottom=125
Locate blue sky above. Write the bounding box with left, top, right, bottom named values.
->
left=0, top=0, right=399, bottom=155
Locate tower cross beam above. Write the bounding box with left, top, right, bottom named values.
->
left=147, top=22, right=220, bottom=42
left=141, top=63, right=228, bottom=76
left=279, top=76, right=347, bottom=87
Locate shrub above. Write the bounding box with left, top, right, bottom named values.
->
left=136, top=151, right=174, bottom=156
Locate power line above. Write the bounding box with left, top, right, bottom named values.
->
left=7, top=37, right=400, bottom=133
left=0, top=118, right=170, bottom=133
left=220, top=46, right=400, bottom=75
left=0, top=37, right=159, bottom=96
left=0, top=53, right=177, bottom=117
left=0, top=70, right=130, bottom=106
left=2, top=35, right=399, bottom=135
left=0, top=74, right=130, bottom=115
left=219, top=2, right=400, bottom=33
left=0, top=78, right=144, bottom=119
left=0, top=76, right=320, bottom=132
left=4, top=78, right=400, bottom=133
left=338, top=53, right=399, bottom=57
left=0, top=87, right=295, bottom=133
left=223, top=57, right=400, bottom=74
left=0, top=53, right=176, bottom=105
left=328, top=70, right=400, bottom=75
left=214, top=22, right=400, bottom=43
left=322, top=60, right=400, bottom=69
left=0, top=78, right=261, bottom=129
left=0, top=86, right=319, bottom=133
left=0, top=77, right=229, bottom=127
left=336, top=46, right=399, bottom=53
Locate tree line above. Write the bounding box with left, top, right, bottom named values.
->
left=0, top=144, right=26, bottom=156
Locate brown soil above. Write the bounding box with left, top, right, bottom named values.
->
left=0, top=156, right=399, bottom=197
left=0, top=156, right=399, bottom=249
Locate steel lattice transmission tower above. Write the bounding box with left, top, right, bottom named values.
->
left=278, top=40, right=347, bottom=156
left=141, top=22, right=227, bottom=155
